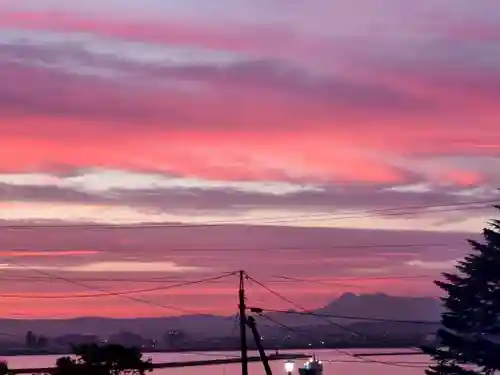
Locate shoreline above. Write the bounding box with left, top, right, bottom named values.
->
left=0, top=344, right=419, bottom=357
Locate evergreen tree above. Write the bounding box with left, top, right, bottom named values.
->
left=423, top=205, right=500, bottom=375
left=54, top=343, right=152, bottom=375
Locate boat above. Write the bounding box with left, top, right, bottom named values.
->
left=298, top=355, right=323, bottom=375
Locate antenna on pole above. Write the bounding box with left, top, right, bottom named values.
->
left=239, top=270, right=249, bottom=375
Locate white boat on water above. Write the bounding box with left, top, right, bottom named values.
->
left=298, top=355, right=323, bottom=375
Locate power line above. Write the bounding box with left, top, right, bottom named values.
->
left=254, top=200, right=495, bottom=225
left=0, top=243, right=459, bottom=260
left=0, top=275, right=238, bottom=283
left=0, top=199, right=495, bottom=230
left=256, top=313, right=426, bottom=369
left=18, top=242, right=442, bottom=258
left=311, top=275, right=435, bottom=281
left=271, top=274, right=435, bottom=284
left=0, top=272, right=435, bottom=282
left=2, top=260, right=237, bottom=315
left=249, top=308, right=440, bottom=325
left=0, top=273, right=435, bottom=293
left=245, top=273, right=426, bottom=355
left=246, top=275, right=366, bottom=338
left=0, top=275, right=236, bottom=284
left=164, top=242, right=456, bottom=252
left=0, top=272, right=237, bottom=299
left=221, top=314, right=241, bottom=375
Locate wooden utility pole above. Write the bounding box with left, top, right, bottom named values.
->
left=238, top=270, right=249, bottom=375
left=246, top=316, right=272, bottom=375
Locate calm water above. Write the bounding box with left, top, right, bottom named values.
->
left=2, top=349, right=430, bottom=375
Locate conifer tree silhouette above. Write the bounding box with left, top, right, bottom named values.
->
left=423, top=204, right=500, bottom=375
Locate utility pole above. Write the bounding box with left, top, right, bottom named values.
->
left=239, top=270, right=249, bottom=375
left=246, top=316, right=272, bottom=375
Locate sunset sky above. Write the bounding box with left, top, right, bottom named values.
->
left=0, top=0, right=499, bottom=318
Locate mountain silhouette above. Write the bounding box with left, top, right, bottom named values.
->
left=0, top=293, right=442, bottom=339
left=319, top=293, right=442, bottom=321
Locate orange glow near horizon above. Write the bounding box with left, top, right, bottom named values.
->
left=0, top=278, right=438, bottom=318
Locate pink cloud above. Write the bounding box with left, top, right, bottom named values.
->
left=445, top=23, right=500, bottom=42
left=0, top=11, right=498, bottom=190
left=1, top=119, right=498, bottom=187
left=0, top=10, right=310, bottom=60
left=0, top=2, right=498, bottom=317
left=0, top=250, right=98, bottom=257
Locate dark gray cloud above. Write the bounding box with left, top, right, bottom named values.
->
left=0, top=41, right=437, bottom=128
left=0, top=60, right=194, bottom=130
left=0, top=178, right=496, bottom=216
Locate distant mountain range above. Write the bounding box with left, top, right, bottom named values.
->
left=0, top=293, right=442, bottom=339
left=320, top=292, right=441, bottom=322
